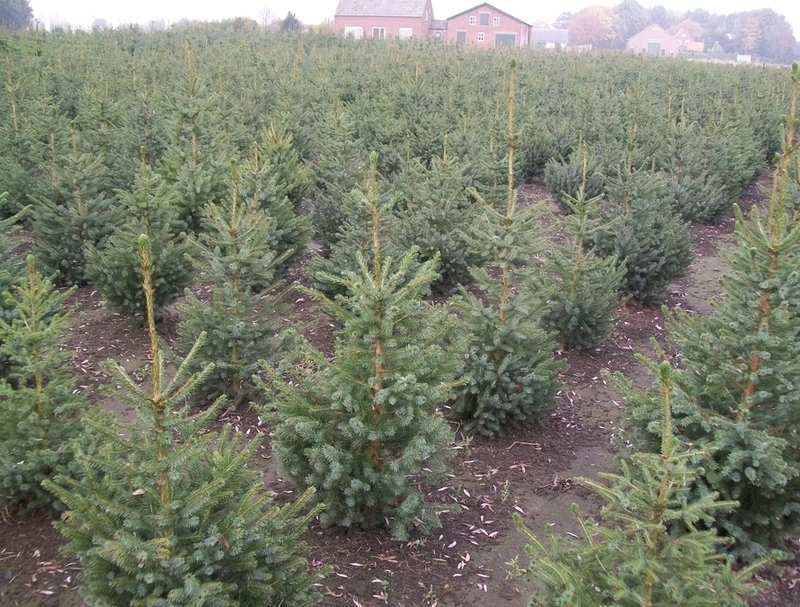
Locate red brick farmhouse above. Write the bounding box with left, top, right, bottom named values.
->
left=444, top=3, right=530, bottom=48
left=333, top=0, right=436, bottom=40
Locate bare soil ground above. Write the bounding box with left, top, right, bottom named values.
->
left=2, top=175, right=799, bottom=607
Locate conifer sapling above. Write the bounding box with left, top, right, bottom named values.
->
left=45, top=234, right=324, bottom=606
left=0, top=256, right=89, bottom=511
left=456, top=60, right=562, bottom=436
left=267, top=153, right=464, bottom=540
left=515, top=360, right=772, bottom=607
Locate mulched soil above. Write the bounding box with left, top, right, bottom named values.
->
left=2, top=174, right=799, bottom=607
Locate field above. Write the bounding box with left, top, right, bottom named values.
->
left=1, top=176, right=798, bottom=606
left=1, top=25, right=800, bottom=607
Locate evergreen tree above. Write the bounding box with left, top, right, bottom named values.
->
left=624, top=63, right=800, bottom=560
left=516, top=360, right=771, bottom=607
left=592, top=164, right=692, bottom=306
left=31, top=127, right=118, bottom=286
left=455, top=61, right=562, bottom=437
left=0, top=70, right=38, bottom=217
left=119, top=75, right=166, bottom=171
left=308, top=162, right=404, bottom=298
left=178, top=165, right=291, bottom=408
left=158, top=41, right=230, bottom=234
left=266, top=153, right=463, bottom=540
left=0, top=256, right=88, bottom=511
left=308, top=98, right=366, bottom=254
left=72, top=79, right=131, bottom=192
left=660, top=107, right=732, bottom=224
left=45, top=235, right=324, bottom=606
left=0, top=203, right=25, bottom=375
left=0, top=199, right=24, bottom=323
left=542, top=175, right=626, bottom=352
left=544, top=145, right=605, bottom=212
left=85, top=160, right=194, bottom=318
left=393, top=149, right=485, bottom=295
left=254, top=122, right=309, bottom=209
left=237, top=134, right=312, bottom=275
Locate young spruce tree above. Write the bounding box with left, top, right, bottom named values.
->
left=267, top=153, right=464, bottom=540
left=455, top=61, right=562, bottom=437
left=237, top=131, right=312, bottom=276
left=0, top=256, right=88, bottom=511
left=45, top=235, right=323, bottom=606
left=592, top=162, right=692, bottom=306
left=393, top=147, right=486, bottom=295
left=515, top=360, right=771, bottom=607
left=308, top=161, right=404, bottom=298
left=178, top=164, right=291, bottom=408
left=542, top=152, right=626, bottom=351
left=31, top=127, right=118, bottom=286
left=85, top=159, right=194, bottom=318
left=0, top=200, right=24, bottom=324
left=158, top=41, right=230, bottom=234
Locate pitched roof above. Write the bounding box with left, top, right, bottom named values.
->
left=335, top=0, right=429, bottom=18
left=445, top=3, right=531, bottom=27
left=628, top=23, right=671, bottom=41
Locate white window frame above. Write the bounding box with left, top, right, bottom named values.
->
left=343, top=26, right=363, bottom=39
left=469, top=16, right=476, bottom=25
left=398, top=27, right=413, bottom=40
left=477, top=32, right=485, bottom=42
left=493, top=16, right=500, bottom=26
left=372, top=27, right=386, bottom=39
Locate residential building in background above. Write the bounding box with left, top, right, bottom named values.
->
left=445, top=3, right=530, bottom=48
left=626, top=24, right=681, bottom=56
left=673, top=28, right=705, bottom=53
left=333, top=0, right=435, bottom=40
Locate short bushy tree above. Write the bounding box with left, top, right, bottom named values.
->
left=266, top=153, right=464, bottom=540
left=455, top=61, right=562, bottom=436
left=45, top=235, right=324, bottom=606
left=85, top=161, right=194, bottom=317
left=393, top=150, right=485, bottom=295
left=660, top=111, right=733, bottom=224
left=237, top=135, right=312, bottom=275
left=158, top=42, right=230, bottom=234
left=31, top=128, right=118, bottom=286
left=592, top=165, right=692, bottom=305
left=308, top=160, right=404, bottom=298
left=0, top=201, right=24, bottom=324
left=178, top=167, right=291, bottom=408
left=542, top=183, right=625, bottom=351
left=516, top=360, right=771, bottom=607
left=0, top=256, right=87, bottom=511
left=308, top=98, right=366, bottom=254
left=544, top=144, right=605, bottom=212
left=254, top=122, right=309, bottom=209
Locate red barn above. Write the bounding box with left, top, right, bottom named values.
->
left=445, top=3, right=530, bottom=48
left=333, top=0, right=435, bottom=40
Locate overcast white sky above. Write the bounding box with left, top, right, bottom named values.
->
left=28, top=1, right=800, bottom=38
